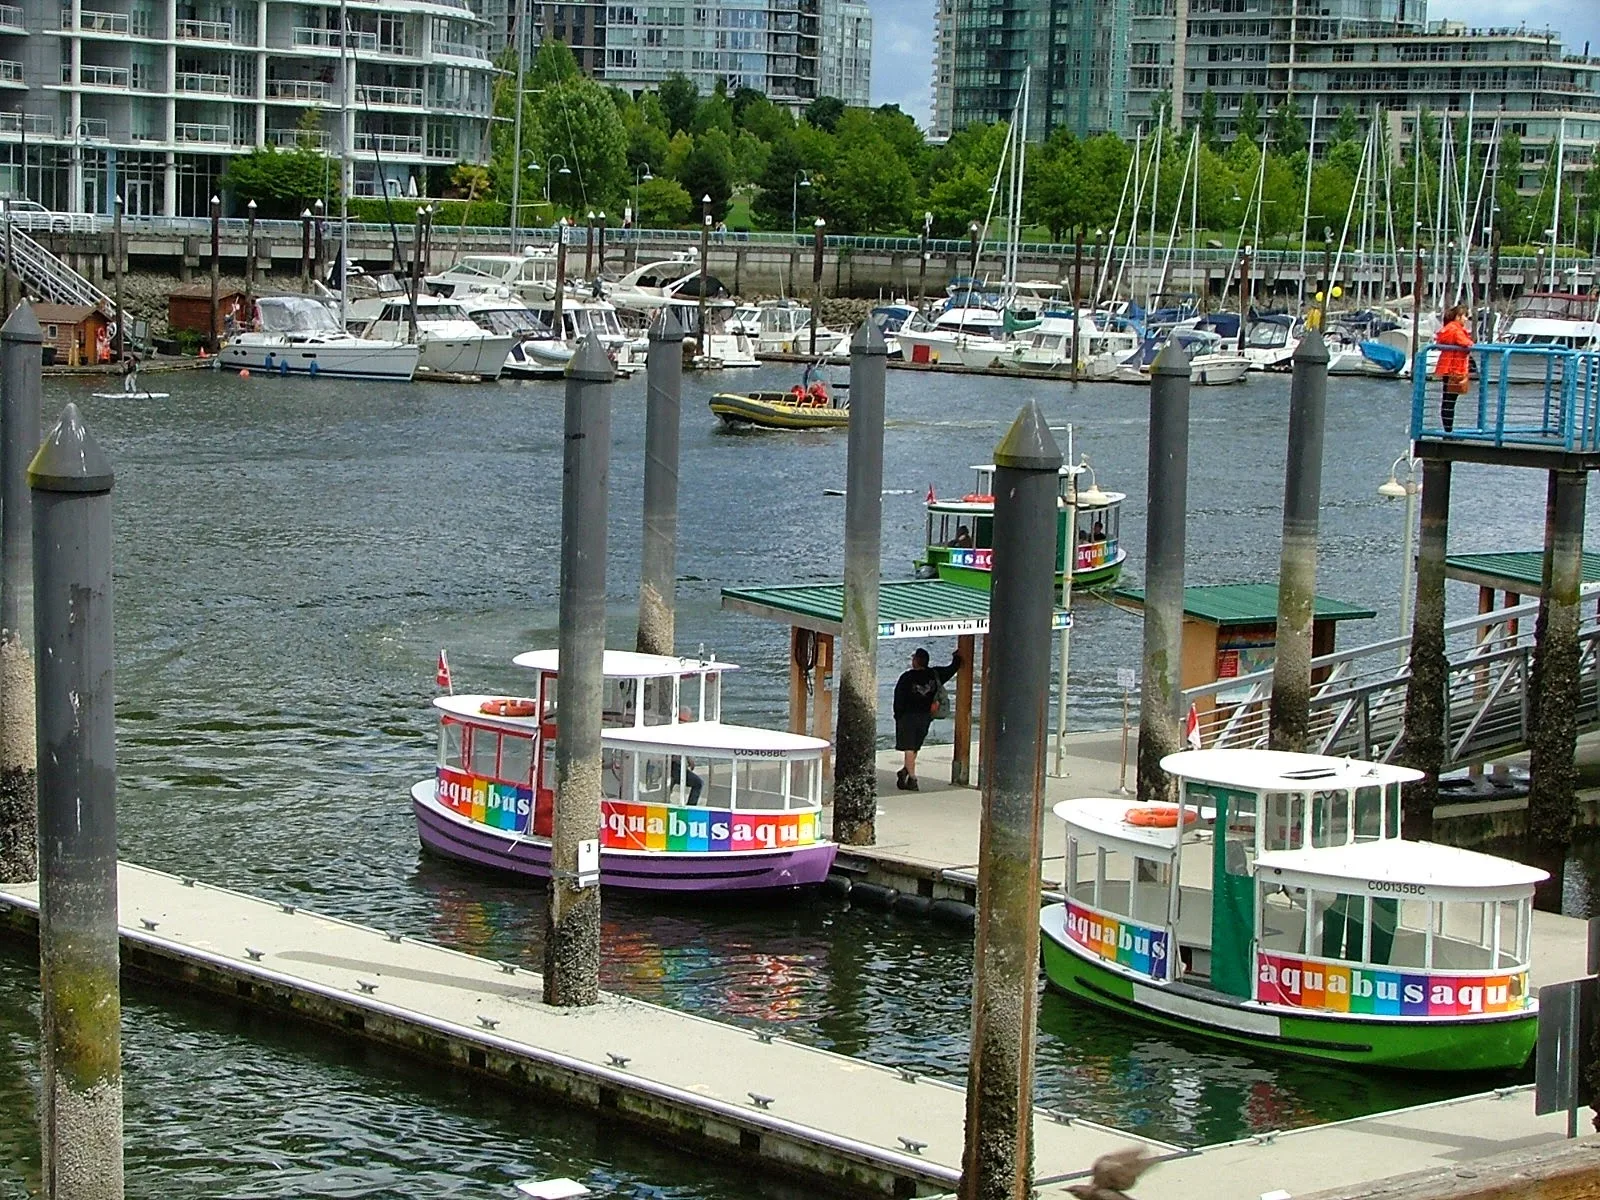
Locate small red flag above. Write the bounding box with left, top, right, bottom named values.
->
left=1184, top=703, right=1202, bottom=751
left=926, top=483, right=936, bottom=504
left=436, top=649, right=452, bottom=691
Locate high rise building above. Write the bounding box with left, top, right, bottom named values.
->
left=3, top=0, right=496, bottom=216
left=931, top=0, right=954, bottom=137
left=600, top=0, right=822, bottom=109
left=819, top=0, right=870, bottom=107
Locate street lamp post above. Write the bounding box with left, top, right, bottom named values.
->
left=791, top=170, right=811, bottom=241
left=632, top=164, right=653, bottom=228
left=543, top=153, right=570, bottom=212
left=1379, top=453, right=1421, bottom=667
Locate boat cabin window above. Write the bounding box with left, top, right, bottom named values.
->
left=1073, top=504, right=1117, bottom=548
left=1254, top=784, right=1400, bottom=855
left=641, top=675, right=676, bottom=726
left=1286, top=887, right=1531, bottom=972
left=440, top=718, right=536, bottom=788
left=1064, top=836, right=1172, bottom=928
left=678, top=671, right=720, bottom=722
left=603, top=678, right=639, bottom=727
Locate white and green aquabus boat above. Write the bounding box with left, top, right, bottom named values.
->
left=1039, top=750, right=1547, bottom=1072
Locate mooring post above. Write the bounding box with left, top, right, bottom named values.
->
left=544, top=333, right=614, bottom=1008
left=1527, top=470, right=1588, bottom=910
left=833, top=320, right=888, bottom=845
left=31, top=402, right=122, bottom=1197
left=1399, top=458, right=1452, bottom=839
left=113, top=196, right=125, bottom=365
left=243, top=199, right=256, bottom=319
left=300, top=208, right=312, bottom=294
left=553, top=227, right=567, bottom=335
left=584, top=210, right=596, bottom=280
left=1071, top=227, right=1084, bottom=380
left=0, top=301, right=40, bottom=882
left=1136, top=343, right=1191, bottom=805
left=810, top=217, right=825, bottom=356
left=959, top=402, right=1061, bottom=1200
left=313, top=198, right=325, bottom=283
left=208, top=194, right=221, bottom=353
left=407, top=210, right=424, bottom=348
left=636, top=308, right=685, bottom=657
left=700, top=197, right=712, bottom=360
left=1268, top=330, right=1330, bottom=753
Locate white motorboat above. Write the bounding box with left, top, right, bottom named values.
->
left=456, top=292, right=566, bottom=380
left=1497, top=293, right=1600, bottom=382
left=953, top=313, right=1139, bottom=373
left=605, top=251, right=731, bottom=318
left=523, top=295, right=644, bottom=375
left=735, top=299, right=847, bottom=357
left=669, top=298, right=759, bottom=368
left=1242, top=316, right=1298, bottom=371
left=223, top=296, right=419, bottom=381
left=895, top=305, right=1006, bottom=365
left=354, top=295, right=515, bottom=380
left=1111, top=328, right=1250, bottom=386
left=425, top=249, right=560, bottom=304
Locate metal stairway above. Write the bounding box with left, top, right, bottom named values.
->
left=1183, top=585, right=1600, bottom=770
left=1, top=223, right=112, bottom=313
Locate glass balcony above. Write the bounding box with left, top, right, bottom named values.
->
left=0, top=60, right=20, bottom=83
left=433, top=39, right=487, bottom=60
left=355, top=84, right=424, bottom=107
left=0, top=111, right=52, bottom=134
left=177, top=18, right=234, bottom=42
left=294, top=26, right=378, bottom=52
left=352, top=131, right=423, bottom=155
left=266, top=78, right=333, bottom=101
left=272, top=127, right=328, bottom=149
left=0, top=5, right=23, bottom=32
left=61, top=7, right=130, bottom=33
left=176, top=71, right=233, bottom=94
left=175, top=122, right=233, bottom=146
left=66, top=63, right=131, bottom=88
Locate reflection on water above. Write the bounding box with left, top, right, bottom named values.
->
left=1, top=365, right=1595, bottom=1195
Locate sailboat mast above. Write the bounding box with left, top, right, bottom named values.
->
left=1298, top=96, right=1318, bottom=313
left=1146, top=124, right=1162, bottom=308
left=1549, top=117, right=1565, bottom=292
left=339, top=0, right=350, bottom=329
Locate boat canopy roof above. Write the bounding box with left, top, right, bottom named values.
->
left=1052, top=796, right=1201, bottom=858
left=511, top=648, right=738, bottom=677
left=433, top=693, right=540, bottom=728
left=1160, top=749, right=1422, bottom=794
left=1255, top=839, right=1548, bottom=903
left=256, top=296, right=341, bottom=333
left=604, top=721, right=829, bottom=757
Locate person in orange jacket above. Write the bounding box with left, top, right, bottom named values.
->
left=1434, top=304, right=1474, bottom=432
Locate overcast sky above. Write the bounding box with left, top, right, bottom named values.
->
left=868, top=0, right=1600, bottom=128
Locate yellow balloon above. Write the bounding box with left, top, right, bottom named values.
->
left=1331, top=285, right=1343, bottom=298
left=1315, top=291, right=1324, bottom=302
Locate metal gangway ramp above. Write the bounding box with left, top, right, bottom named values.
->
left=1182, top=584, right=1600, bottom=770
left=0, top=221, right=113, bottom=314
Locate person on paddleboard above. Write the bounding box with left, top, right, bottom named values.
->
left=121, top=352, right=140, bottom=395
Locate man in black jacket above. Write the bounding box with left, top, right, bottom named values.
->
left=893, top=647, right=961, bottom=791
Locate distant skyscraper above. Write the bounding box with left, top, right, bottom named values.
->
left=931, top=0, right=955, bottom=137
left=819, top=0, right=872, bottom=107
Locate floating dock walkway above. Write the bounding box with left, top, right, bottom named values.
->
left=0, top=861, right=1591, bottom=1199
left=0, top=862, right=1172, bottom=1199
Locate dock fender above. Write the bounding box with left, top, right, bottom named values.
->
left=821, top=872, right=853, bottom=899
left=930, top=898, right=976, bottom=931
left=849, top=882, right=899, bottom=911
left=278, top=358, right=290, bottom=376
left=893, top=894, right=934, bottom=918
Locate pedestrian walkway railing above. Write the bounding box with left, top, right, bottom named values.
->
left=1182, top=585, right=1600, bottom=769
left=0, top=220, right=112, bottom=314
left=1411, top=343, right=1600, bottom=451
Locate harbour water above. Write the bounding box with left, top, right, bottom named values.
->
left=3, top=362, right=1599, bottom=1198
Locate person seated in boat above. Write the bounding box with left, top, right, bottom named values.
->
left=1090, top=516, right=1105, bottom=543
left=949, top=525, right=973, bottom=548
left=669, top=708, right=704, bottom=804
left=806, top=381, right=829, bottom=406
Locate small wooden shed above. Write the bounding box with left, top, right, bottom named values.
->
left=168, top=283, right=249, bottom=337
left=33, top=303, right=113, bottom=366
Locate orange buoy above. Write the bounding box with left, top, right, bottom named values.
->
left=239, top=368, right=251, bottom=379
left=1124, top=805, right=1197, bottom=828
left=962, top=493, right=995, bottom=504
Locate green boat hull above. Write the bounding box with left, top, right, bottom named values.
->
left=1041, top=921, right=1537, bottom=1073
left=935, top=560, right=1124, bottom=593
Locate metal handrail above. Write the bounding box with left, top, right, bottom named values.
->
left=0, top=218, right=112, bottom=311
left=1410, top=342, right=1600, bottom=451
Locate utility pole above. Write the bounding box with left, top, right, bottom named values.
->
left=636, top=309, right=685, bottom=656
left=0, top=301, right=40, bottom=882
left=959, top=402, right=1061, bottom=1200
left=544, top=333, right=615, bottom=1008
left=1136, top=343, right=1191, bottom=804
left=32, top=402, right=123, bottom=1198
left=1268, top=331, right=1330, bottom=752
left=832, top=321, right=888, bottom=845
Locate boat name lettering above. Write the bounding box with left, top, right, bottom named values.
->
left=948, top=548, right=992, bottom=571
left=436, top=766, right=533, bottom=834
left=600, top=799, right=819, bottom=853
left=1367, top=880, right=1426, bottom=895
left=732, top=748, right=787, bottom=758
left=1064, top=900, right=1168, bottom=979
left=1256, top=952, right=1529, bottom=1017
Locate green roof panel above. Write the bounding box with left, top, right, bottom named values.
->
left=720, top=579, right=1070, bottom=639
left=1445, top=551, right=1600, bottom=594
left=1111, top=583, right=1376, bottom=626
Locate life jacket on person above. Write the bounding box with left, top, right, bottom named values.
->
left=789, top=384, right=807, bottom=405
left=1434, top=318, right=1474, bottom=380
left=807, top=382, right=829, bottom=404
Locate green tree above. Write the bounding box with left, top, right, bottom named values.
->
left=806, top=95, right=845, bottom=133
left=627, top=119, right=671, bottom=174
left=819, top=123, right=914, bottom=233
left=663, top=130, right=694, bottom=181
left=1332, top=104, right=1361, bottom=149
left=679, top=128, right=736, bottom=220
left=658, top=74, right=699, bottom=135
left=1236, top=92, right=1261, bottom=145
left=732, top=129, right=770, bottom=186
left=530, top=80, right=629, bottom=211
left=735, top=92, right=793, bottom=142
left=1198, top=90, right=1219, bottom=149
left=530, top=40, right=581, bottom=87
left=751, top=136, right=820, bottom=230
left=692, top=90, right=734, bottom=136
left=220, top=144, right=336, bottom=217
left=1149, top=89, right=1172, bottom=130
left=1270, top=98, right=1306, bottom=156
left=634, top=175, right=693, bottom=226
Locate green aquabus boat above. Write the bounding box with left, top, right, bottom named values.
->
left=1038, top=749, right=1545, bottom=1072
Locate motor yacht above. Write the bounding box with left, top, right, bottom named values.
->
left=353, top=295, right=515, bottom=380
left=605, top=251, right=732, bottom=318
left=455, top=292, right=566, bottom=380
left=222, top=295, right=419, bottom=381
left=425, top=249, right=560, bottom=305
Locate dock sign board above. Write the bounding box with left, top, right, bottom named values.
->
left=1535, top=976, right=1596, bottom=1118
left=877, top=612, right=1071, bottom=639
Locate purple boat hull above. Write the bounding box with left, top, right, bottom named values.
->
left=411, top=783, right=837, bottom=893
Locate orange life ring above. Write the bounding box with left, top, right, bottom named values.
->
left=1124, top=805, right=1197, bottom=828
left=479, top=697, right=537, bottom=718
left=962, top=493, right=994, bottom=504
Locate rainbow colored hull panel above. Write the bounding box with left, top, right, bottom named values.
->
left=1040, top=907, right=1537, bottom=1072
left=412, top=782, right=836, bottom=893
left=710, top=392, right=849, bottom=430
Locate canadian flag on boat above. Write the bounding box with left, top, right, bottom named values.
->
left=926, top=483, right=936, bottom=504
left=436, top=649, right=452, bottom=692
left=1184, top=703, right=1202, bottom=751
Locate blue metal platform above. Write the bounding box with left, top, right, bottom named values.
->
left=1411, top=343, right=1600, bottom=455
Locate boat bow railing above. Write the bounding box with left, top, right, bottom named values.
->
left=1183, top=584, right=1600, bottom=768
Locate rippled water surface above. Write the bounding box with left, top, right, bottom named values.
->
left=3, top=362, right=1599, bottom=1197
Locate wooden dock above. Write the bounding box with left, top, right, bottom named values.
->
left=0, top=862, right=1173, bottom=1199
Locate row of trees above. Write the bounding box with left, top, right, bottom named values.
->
left=220, top=45, right=1600, bottom=253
